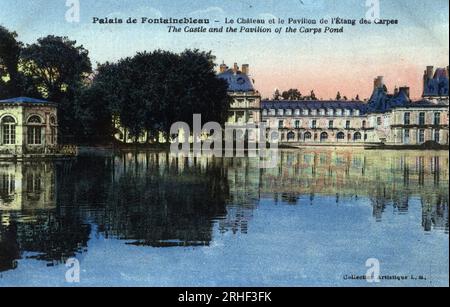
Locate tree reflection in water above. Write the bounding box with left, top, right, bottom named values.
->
left=0, top=149, right=448, bottom=273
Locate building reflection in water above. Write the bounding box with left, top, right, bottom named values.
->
left=0, top=149, right=448, bottom=273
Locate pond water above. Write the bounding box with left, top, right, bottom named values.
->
left=0, top=149, right=448, bottom=287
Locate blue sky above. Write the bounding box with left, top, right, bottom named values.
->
left=0, top=0, right=448, bottom=98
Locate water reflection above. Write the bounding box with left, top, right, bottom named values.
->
left=0, top=149, right=448, bottom=278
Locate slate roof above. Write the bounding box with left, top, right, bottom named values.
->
left=366, top=87, right=411, bottom=113
left=217, top=70, right=256, bottom=92
left=0, top=97, right=51, bottom=104
left=423, top=68, right=449, bottom=97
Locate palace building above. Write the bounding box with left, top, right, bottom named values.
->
left=258, top=68, right=449, bottom=147
left=0, top=97, right=58, bottom=158
left=217, top=63, right=261, bottom=142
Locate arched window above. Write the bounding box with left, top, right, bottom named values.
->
left=2, top=116, right=16, bottom=145
left=320, top=132, right=328, bottom=142
left=287, top=131, right=295, bottom=141
left=27, top=115, right=43, bottom=145
left=337, top=132, right=345, bottom=140
left=28, top=115, right=42, bottom=124
left=354, top=132, right=362, bottom=141
left=304, top=132, right=312, bottom=141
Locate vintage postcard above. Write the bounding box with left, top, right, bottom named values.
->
left=0, top=0, right=448, bottom=292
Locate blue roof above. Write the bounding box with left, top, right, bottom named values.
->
left=217, top=70, right=256, bottom=92
left=423, top=68, right=449, bottom=97
left=262, top=100, right=368, bottom=114
left=0, top=97, right=50, bottom=104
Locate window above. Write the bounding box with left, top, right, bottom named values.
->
left=337, top=132, right=345, bottom=140
left=418, top=129, right=425, bottom=143
left=377, top=117, right=382, bottom=126
left=404, top=112, right=411, bottom=125
left=1, top=174, right=15, bottom=196
left=27, top=116, right=43, bottom=145
left=329, top=120, right=334, bottom=129
left=419, top=112, right=425, bottom=126
left=319, top=109, right=325, bottom=116
left=353, top=110, right=360, bottom=116
left=2, top=116, right=16, bottom=145
left=304, top=132, right=312, bottom=140
left=50, top=127, right=56, bottom=144
left=287, top=132, right=295, bottom=141
left=354, top=132, right=362, bottom=141
left=311, top=120, right=317, bottom=129
left=434, top=113, right=441, bottom=126
left=295, top=120, right=301, bottom=129
left=278, top=109, right=284, bottom=116
left=404, top=129, right=410, bottom=144
left=294, top=109, right=300, bottom=116
left=303, top=109, right=309, bottom=116
left=434, top=130, right=440, bottom=143
left=336, top=109, right=342, bottom=116
left=311, top=109, right=317, bottom=116
left=286, top=109, right=292, bottom=116
left=327, top=109, right=334, bottom=116
left=346, top=120, right=351, bottom=129
left=344, top=109, right=351, bottom=116
left=278, top=120, right=284, bottom=129
left=50, top=116, right=57, bottom=145
left=362, top=120, right=367, bottom=129
left=262, top=109, right=268, bottom=116
left=320, top=132, right=328, bottom=142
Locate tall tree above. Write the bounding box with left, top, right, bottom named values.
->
left=0, top=25, right=22, bottom=97
left=21, top=35, right=92, bottom=101
left=90, top=49, right=229, bottom=144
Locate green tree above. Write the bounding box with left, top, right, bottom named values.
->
left=91, top=49, right=229, bottom=144
left=282, top=88, right=302, bottom=100
left=0, top=25, right=22, bottom=97
left=21, top=35, right=92, bottom=101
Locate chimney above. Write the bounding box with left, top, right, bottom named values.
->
left=219, top=63, right=228, bottom=73
left=373, top=76, right=384, bottom=90
left=426, top=66, right=434, bottom=79
left=241, top=64, right=249, bottom=75
left=399, top=86, right=410, bottom=98
left=233, top=63, right=239, bottom=73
